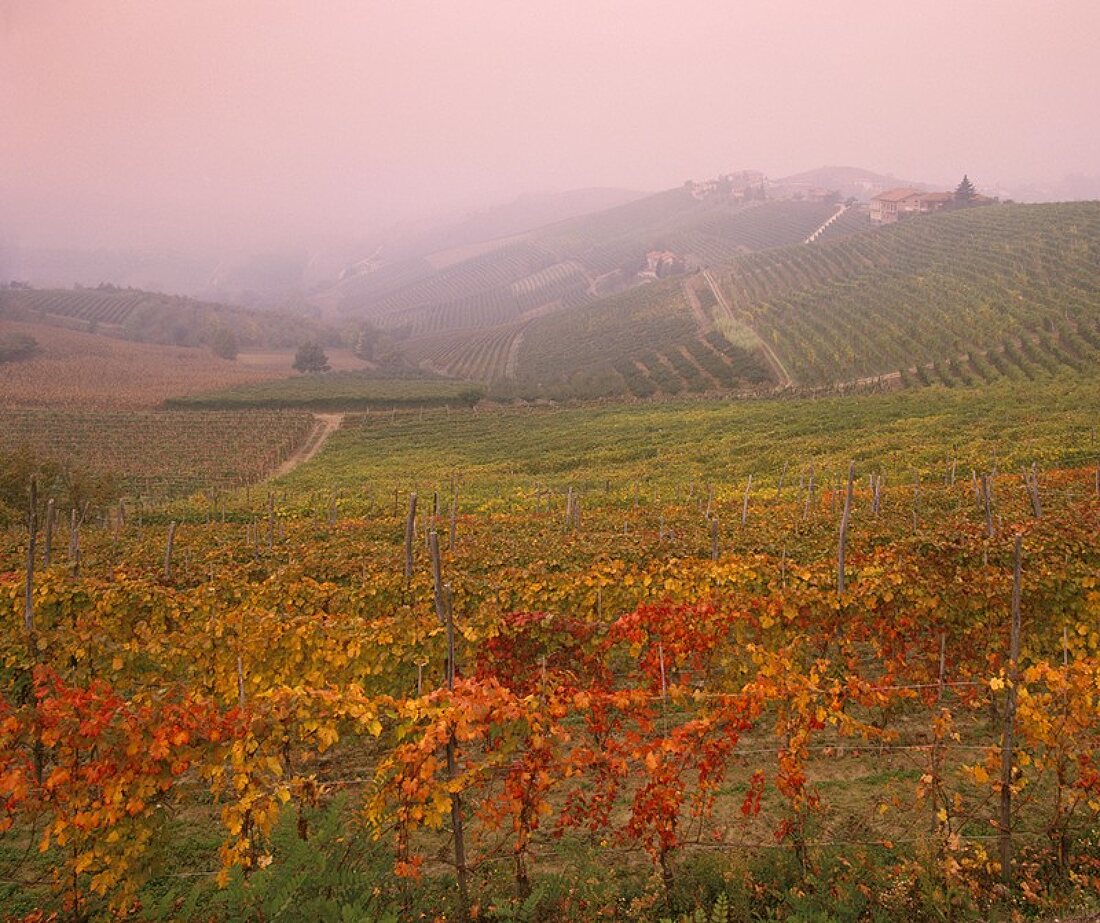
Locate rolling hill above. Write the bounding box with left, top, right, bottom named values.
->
left=406, top=201, right=1100, bottom=400
left=323, top=189, right=858, bottom=329
left=317, top=181, right=866, bottom=396
left=13, top=193, right=1098, bottom=407
left=711, top=201, right=1100, bottom=388
left=770, top=165, right=931, bottom=201
left=0, top=285, right=342, bottom=350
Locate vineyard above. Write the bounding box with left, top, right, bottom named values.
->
left=327, top=203, right=1100, bottom=401
left=673, top=200, right=843, bottom=254
left=280, top=377, right=1098, bottom=501
left=501, top=280, right=771, bottom=400
left=0, top=409, right=315, bottom=498
left=710, top=202, right=1100, bottom=387
left=0, top=389, right=1097, bottom=920
left=539, top=201, right=1100, bottom=397
left=807, top=204, right=871, bottom=244
left=164, top=374, right=484, bottom=412
left=354, top=245, right=559, bottom=323
left=325, top=192, right=865, bottom=395
left=401, top=325, right=529, bottom=382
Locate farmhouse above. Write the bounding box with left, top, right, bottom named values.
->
left=872, top=186, right=999, bottom=224
left=640, top=250, right=686, bottom=279
left=869, top=188, right=923, bottom=224
left=916, top=191, right=954, bottom=214
left=687, top=170, right=766, bottom=201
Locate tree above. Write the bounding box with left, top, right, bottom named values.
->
left=293, top=340, right=330, bottom=373
left=0, top=332, right=39, bottom=363
left=207, top=325, right=239, bottom=361
left=353, top=325, right=376, bottom=362
left=457, top=385, right=485, bottom=408
left=954, top=174, right=976, bottom=205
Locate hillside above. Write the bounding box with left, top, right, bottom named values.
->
left=378, top=186, right=650, bottom=260
left=771, top=165, right=931, bottom=200
left=712, top=201, right=1100, bottom=387
left=323, top=189, right=859, bottom=337
left=316, top=185, right=865, bottom=398
left=0, top=285, right=341, bottom=350
left=480, top=201, right=1100, bottom=399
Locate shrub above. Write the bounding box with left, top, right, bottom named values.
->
left=0, top=333, right=39, bottom=363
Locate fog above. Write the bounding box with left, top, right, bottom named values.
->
left=2, top=0, right=1099, bottom=255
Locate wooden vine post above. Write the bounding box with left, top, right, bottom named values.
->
left=69, top=508, right=81, bottom=577
left=429, top=530, right=470, bottom=918
left=404, top=493, right=418, bottom=579
left=24, top=477, right=38, bottom=649
left=1000, top=534, right=1023, bottom=889
left=837, top=462, right=854, bottom=594
left=741, top=474, right=753, bottom=526
left=982, top=474, right=995, bottom=538
left=24, top=479, right=44, bottom=784
left=1023, top=464, right=1042, bottom=519
left=43, top=498, right=55, bottom=568
left=164, top=521, right=177, bottom=581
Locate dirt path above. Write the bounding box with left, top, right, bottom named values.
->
left=681, top=278, right=713, bottom=332
left=702, top=268, right=793, bottom=388
left=270, top=412, right=344, bottom=480
left=503, top=326, right=527, bottom=379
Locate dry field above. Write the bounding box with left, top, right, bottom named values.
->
left=0, top=320, right=294, bottom=409
left=235, top=346, right=368, bottom=372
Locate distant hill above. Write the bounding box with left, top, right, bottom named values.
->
left=0, top=246, right=216, bottom=296
left=1003, top=174, right=1100, bottom=204
left=0, top=285, right=343, bottom=351
left=772, top=166, right=932, bottom=201
left=382, top=187, right=651, bottom=261
left=321, top=183, right=862, bottom=352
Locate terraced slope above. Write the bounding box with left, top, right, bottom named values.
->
left=502, top=279, right=771, bottom=400
left=711, top=202, right=1100, bottom=387
left=330, top=191, right=862, bottom=347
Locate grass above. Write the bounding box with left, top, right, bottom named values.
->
left=280, top=374, right=1100, bottom=499
left=164, top=372, right=485, bottom=411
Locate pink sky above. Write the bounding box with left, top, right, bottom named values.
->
left=2, top=0, right=1098, bottom=251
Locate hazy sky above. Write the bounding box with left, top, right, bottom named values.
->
left=2, top=0, right=1098, bottom=252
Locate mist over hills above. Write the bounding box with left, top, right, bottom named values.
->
left=0, top=165, right=955, bottom=304
left=6, top=165, right=1100, bottom=408
left=0, top=187, right=650, bottom=306
left=7, top=163, right=1087, bottom=310
left=770, top=166, right=932, bottom=200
